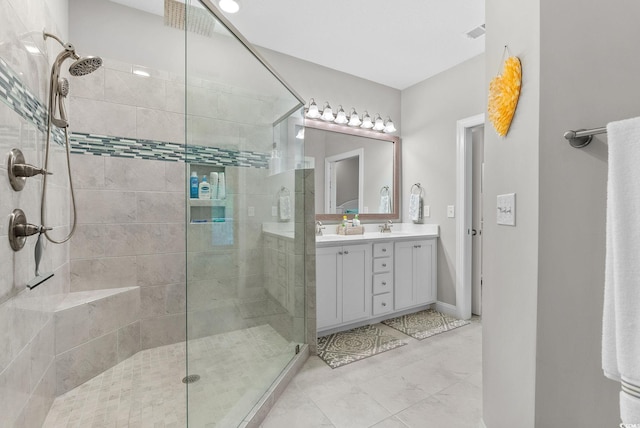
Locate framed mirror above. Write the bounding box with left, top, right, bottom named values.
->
left=304, top=119, right=401, bottom=222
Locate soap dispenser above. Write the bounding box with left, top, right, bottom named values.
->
left=198, top=175, right=211, bottom=199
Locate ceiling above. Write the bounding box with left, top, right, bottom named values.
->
left=110, top=0, right=485, bottom=90
left=217, top=0, right=485, bottom=90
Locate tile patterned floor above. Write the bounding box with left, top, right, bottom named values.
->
left=43, top=325, right=296, bottom=428
left=260, top=319, right=482, bottom=428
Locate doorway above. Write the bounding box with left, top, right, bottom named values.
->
left=455, top=114, right=485, bottom=320
left=325, top=148, right=364, bottom=214
left=471, top=126, right=484, bottom=315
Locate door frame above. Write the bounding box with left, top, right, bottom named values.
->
left=325, top=148, right=364, bottom=214
left=455, top=113, right=484, bottom=320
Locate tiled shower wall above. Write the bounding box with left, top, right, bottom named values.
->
left=0, top=1, right=71, bottom=427
left=67, top=55, right=302, bottom=345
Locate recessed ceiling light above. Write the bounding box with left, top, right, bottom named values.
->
left=219, top=0, right=240, bottom=13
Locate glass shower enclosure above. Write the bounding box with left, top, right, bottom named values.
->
left=183, top=1, right=308, bottom=426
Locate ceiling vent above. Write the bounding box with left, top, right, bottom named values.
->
left=465, top=24, right=486, bottom=39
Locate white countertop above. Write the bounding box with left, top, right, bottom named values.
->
left=262, top=222, right=439, bottom=243
left=315, top=223, right=439, bottom=246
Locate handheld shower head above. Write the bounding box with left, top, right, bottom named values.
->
left=69, top=56, right=102, bottom=76
left=58, top=77, right=69, bottom=97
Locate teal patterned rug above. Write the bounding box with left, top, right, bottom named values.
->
left=317, top=325, right=407, bottom=369
left=382, top=309, right=470, bottom=340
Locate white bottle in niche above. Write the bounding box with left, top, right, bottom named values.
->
left=209, top=172, right=219, bottom=199
left=218, top=172, right=226, bottom=199
left=198, top=175, right=211, bottom=199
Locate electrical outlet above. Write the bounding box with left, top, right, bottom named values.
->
left=447, top=205, right=455, bottom=218
left=497, top=193, right=516, bottom=226
left=248, top=206, right=255, bottom=217
left=271, top=206, right=277, bottom=216
left=424, top=205, right=430, bottom=217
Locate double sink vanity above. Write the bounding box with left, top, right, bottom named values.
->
left=315, top=223, right=439, bottom=335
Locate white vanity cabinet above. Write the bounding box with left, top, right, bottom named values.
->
left=316, top=243, right=372, bottom=330
left=394, top=239, right=437, bottom=310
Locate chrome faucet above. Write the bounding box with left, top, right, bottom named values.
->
left=316, top=221, right=326, bottom=236
left=379, top=220, right=393, bottom=233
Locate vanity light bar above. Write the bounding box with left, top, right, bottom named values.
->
left=305, top=98, right=397, bottom=134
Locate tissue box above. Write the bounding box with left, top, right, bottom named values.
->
left=336, top=225, right=365, bottom=235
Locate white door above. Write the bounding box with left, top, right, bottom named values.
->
left=415, top=240, right=435, bottom=304
left=394, top=240, right=415, bottom=310
left=316, top=246, right=341, bottom=329
left=341, top=244, right=372, bottom=323
left=471, top=126, right=484, bottom=315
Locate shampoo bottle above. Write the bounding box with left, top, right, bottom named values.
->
left=190, top=172, right=199, bottom=199
left=198, top=176, right=211, bottom=199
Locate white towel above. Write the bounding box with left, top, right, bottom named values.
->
left=602, top=116, right=640, bottom=422
left=379, top=195, right=391, bottom=213
left=409, top=193, right=421, bottom=222
left=279, top=195, right=291, bottom=221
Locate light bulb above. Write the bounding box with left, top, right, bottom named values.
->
left=384, top=117, right=397, bottom=133
left=306, top=98, right=321, bottom=119
left=372, top=114, right=385, bottom=131
left=348, top=108, right=362, bottom=127
left=321, top=102, right=335, bottom=121
left=361, top=111, right=373, bottom=129
left=334, top=105, right=348, bottom=124
left=219, top=0, right=240, bottom=13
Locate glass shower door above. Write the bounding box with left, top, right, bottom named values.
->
left=184, top=1, right=307, bottom=425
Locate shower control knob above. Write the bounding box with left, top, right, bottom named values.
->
left=7, top=148, right=52, bottom=192
left=8, top=209, right=51, bottom=251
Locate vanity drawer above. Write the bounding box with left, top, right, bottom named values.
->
left=372, top=293, right=393, bottom=316
left=373, top=242, right=393, bottom=258
left=373, top=257, right=392, bottom=273
left=373, top=272, right=392, bottom=295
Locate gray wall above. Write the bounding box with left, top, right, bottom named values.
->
left=401, top=54, right=485, bottom=306
left=534, top=0, right=640, bottom=425
left=482, top=0, right=541, bottom=426
left=483, top=0, right=640, bottom=426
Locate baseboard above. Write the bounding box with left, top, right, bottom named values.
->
left=435, top=301, right=458, bottom=317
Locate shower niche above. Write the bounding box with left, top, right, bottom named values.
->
left=187, top=164, right=230, bottom=223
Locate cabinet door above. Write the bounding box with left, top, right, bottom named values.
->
left=316, top=246, right=341, bottom=329
left=341, top=244, right=372, bottom=323
left=415, top=239, right=436, bottom=304
left=394, top=240, right=415, bottom=310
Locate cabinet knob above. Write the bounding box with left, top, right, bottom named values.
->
left=344, top=250, right=349, bottom=255
left=382, top=263, right=387, bottom=267
left=338, top=251, right=343, bottom=255
left=381, top=302, right=387, bottom=307
left=382, top=248, right=387, bottom=252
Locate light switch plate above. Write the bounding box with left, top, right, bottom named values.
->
left=497, top=193, right=516, bottom=226
left=424, top=205, right=430, bottom=218
left=248, top=206, right=255, bottom=217
left=447, top=205, right=455, bottom=218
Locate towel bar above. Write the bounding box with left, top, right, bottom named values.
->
left=563, top=126, right=607, bottom=148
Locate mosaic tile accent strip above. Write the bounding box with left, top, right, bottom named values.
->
left=0, top=56, right=269, bottom=168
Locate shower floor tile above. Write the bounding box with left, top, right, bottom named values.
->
left=43, top=325, right=296, bottom=428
